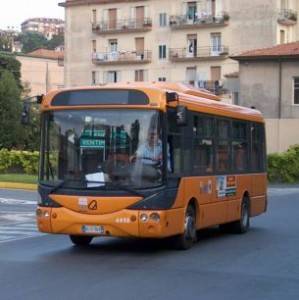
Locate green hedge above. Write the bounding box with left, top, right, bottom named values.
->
left=0, top=149, right=39, bottom=175
left=1, top=146, right=298, bottom=182
left=268, top=145, right=299, bottom=183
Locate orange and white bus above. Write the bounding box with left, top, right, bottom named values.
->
left=36, top=82, right=267, bottom=249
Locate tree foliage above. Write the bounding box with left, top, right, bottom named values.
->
left=17, top=32, right=64, bottom=53
left=0, top=54, right=40, bottom=151
left=0, top=70, right=23, bottom=149
left=0, top=35, right=12, bottom=52
left=268, top=145, right=299, bottom=183
left=46, top=34, right=64, bottom=50
left=18, top=32, right=48, bottom=53
left=0, top=52, right=21, bottom=87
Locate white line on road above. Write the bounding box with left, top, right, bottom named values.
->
left=0, top=198, right=36, bottom=205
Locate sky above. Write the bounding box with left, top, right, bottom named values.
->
left=0, top=0, right=64, bottom=31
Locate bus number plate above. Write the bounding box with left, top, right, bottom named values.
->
left=82, top=225, right=104, bottom=234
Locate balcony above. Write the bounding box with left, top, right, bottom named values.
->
left=278, top=9, right=297, bottom=26
left=194, top=80, right=225, bottom=95
left=92, top=18, right=152, bottom=35
left=169, top=12, right=229, bottom=30
left=92, top=50, right=152, bottom=65
left=169, top=46, right=229, bottom=62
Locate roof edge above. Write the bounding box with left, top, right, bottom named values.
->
left=231, top=54, right=299, bottom=61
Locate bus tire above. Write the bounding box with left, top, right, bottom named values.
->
left=232, top=196, right=250, bottom=234
left=172, top=203, right=197, bottom=250
left=69, top=235, right=93, bottom=246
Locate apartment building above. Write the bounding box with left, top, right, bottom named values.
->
left=16, top=49, right=64, bottom=96
left=60, top=0, right=299, bottom=99
left=21, top=18, right=65, bottom=40
left=232, top=42, right=299, bottom=153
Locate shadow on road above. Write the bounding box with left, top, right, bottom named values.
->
left=37, top=225, right=269, bottom=264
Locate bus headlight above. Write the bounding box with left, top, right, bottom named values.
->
left=140, top=213, right=149, bottom=223
left=149, top=213, right=160, bottom=223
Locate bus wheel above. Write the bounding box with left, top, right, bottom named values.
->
left=232, top=196, right=250, bottom=234
left=69, top=235, right=93, bottom=246
left=172, top=203, right=197, bottom=250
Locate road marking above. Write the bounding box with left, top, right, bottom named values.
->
left=0, top=222, right=42, bottom=243
left=0, top=195, right=43, bottom=243
left=0, top=197, right=36, bottom=205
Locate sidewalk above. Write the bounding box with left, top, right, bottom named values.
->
left=0, top=182, right=37, bottom=190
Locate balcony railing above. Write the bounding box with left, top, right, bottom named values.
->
left=92, top=18, right=152, bottom=34
left=169, top=12, right=229, bottom=29
left=278, top=9, right=297, bottom=25
left=92, top=50, right=152, bottom=65
left=169, top=46, right=229, bottom=62
left=194, top=80, right=225, bottom=95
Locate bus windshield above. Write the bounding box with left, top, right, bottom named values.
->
left=40, top=109, right=163, bottom=189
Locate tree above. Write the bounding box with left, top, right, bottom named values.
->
left=0, top=52, right=21, bottom=87
left=0, top=35, right=12, bottom=52
left=18, top=32, right=48, bottom=53
left=46, top=34, right=64, bottom=50
left=0, top=54, right=40, bottom=151
left=0, top=70, right=23, bottom=149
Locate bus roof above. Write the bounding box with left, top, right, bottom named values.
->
left=42, top=82, right=264, bottom=123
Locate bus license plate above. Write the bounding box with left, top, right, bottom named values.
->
left=82, top=225, right=104, bottom=235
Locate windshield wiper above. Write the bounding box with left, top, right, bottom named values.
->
left=85, top=181, right=144, bottom=197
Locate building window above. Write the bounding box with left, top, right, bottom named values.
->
left=158, top=77, right=166, bottom=82
left=135, top=70, right=145, bottom=82
left=92, top=40, right=96, bottom=53
left=187, top=34, right=197, bottom=57
left=280, top=30, right=286, bottom=44
left=159, top=13, right=167, bottom=27
left=92, top=71, right=97, bottom=85
left=186, top=66, right=197, bottom=86
left=294, top=78, right=299, bottom=105
left=186, top=2, right=197, bottom=21
left=159, top=45, right=167, bottom=59
left=210, top=33, right=222, bottom=55
left=92, top=9, right=97, bottom=24
left=105, top=71, right=119, bottom=83
left=108, top=39, right=118, bottom=52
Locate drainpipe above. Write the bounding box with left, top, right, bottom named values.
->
left=277, top=59, right=282, bottom=152
left=278, top=59, right=282, bottom=119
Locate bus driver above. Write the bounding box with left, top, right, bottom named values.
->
left=132, top=130, right=162, bottom=166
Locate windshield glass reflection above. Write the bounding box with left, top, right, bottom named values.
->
left=40, top=109, right=163, bottom=189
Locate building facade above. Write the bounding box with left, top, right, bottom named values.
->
left=60, top=0, right=299, bottom=101
left=232, top=42, right=299, bottom=153
left=16, top=49, right=64, bottom=96
left=21, top=18, right=65, bottom=40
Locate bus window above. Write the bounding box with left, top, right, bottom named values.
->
left=232, top=121, right=249, bottom=172
left=251, top=123, right=266, bottom=171
left=193, top=114, right=214, bottom=174
left=216, top=119, right=231, bottom=172
left=167, top=109, right=183, bottom=175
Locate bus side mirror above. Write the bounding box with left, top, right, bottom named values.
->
left=176, top=105, right=188, bottom=126
left=21, top=102, right=30, bottom=125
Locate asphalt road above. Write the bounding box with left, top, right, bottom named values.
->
left=0, top=187, right=299, bottom=300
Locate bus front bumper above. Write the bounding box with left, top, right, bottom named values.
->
left=36, top=206, right=185, bottom=239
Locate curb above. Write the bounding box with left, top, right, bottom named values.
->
left=0, top=182, right=37, bottom=190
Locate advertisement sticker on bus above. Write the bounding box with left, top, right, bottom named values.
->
left=217, top=176, right=237, bottom=198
